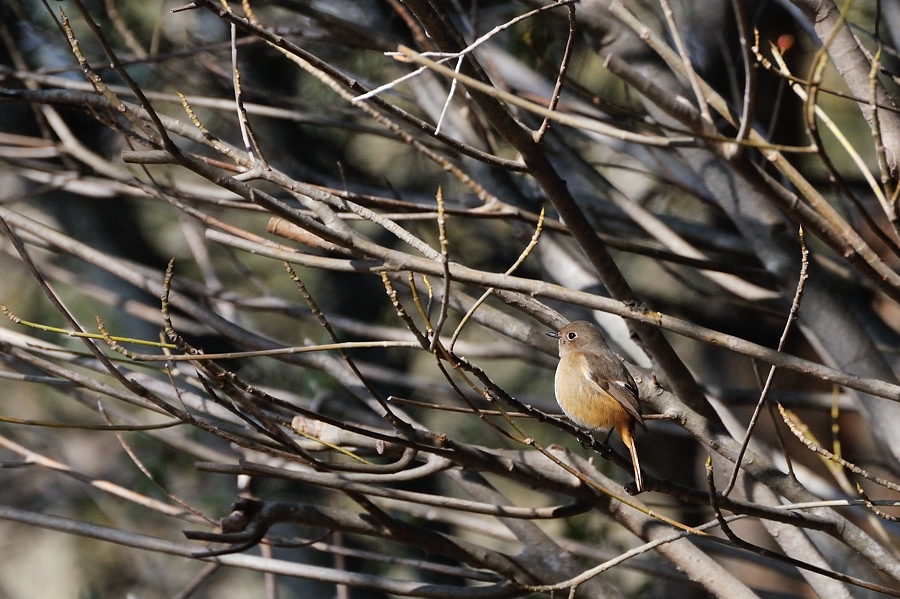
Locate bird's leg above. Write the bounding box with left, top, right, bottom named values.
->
left=602, top=427, right=615, bottom=445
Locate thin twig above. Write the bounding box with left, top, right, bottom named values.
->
left=450, top=208, right=545, bottom=351
left=728, top=0, right=755, bottom=154
left=723, top=227, right=808, bottom=496
left=658, top=0, right=711, bottom=123
left=778, top=403, right=900, bottom=493
left=430, top=189, right=452, bottom=351
left=397, top=45, right=696, bottom=147
left=66, top=0, right=175, bottom=151
left=533, top=1, right=576, bottom=142
left=229, top=21, right=268, bottom=169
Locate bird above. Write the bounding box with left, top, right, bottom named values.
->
left=548, top=321, right=646, bottom=492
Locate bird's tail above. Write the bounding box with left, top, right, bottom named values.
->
left=620, top=425, right=643, bottom=492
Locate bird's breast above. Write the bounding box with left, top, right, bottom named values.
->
left=555, top=353, right=632, bottom=430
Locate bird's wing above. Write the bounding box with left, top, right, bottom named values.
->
left=582, top=353, right=646, bottom=430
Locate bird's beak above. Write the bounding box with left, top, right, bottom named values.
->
left=546, top=331, right=561, bottom=339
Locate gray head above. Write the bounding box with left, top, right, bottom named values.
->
left=547, top=321, right=610, bottom=357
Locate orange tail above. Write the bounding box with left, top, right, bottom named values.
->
left=619, top=425, right=643, bottom=492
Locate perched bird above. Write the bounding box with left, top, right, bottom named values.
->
left=548, top=321, right=646, bottom=491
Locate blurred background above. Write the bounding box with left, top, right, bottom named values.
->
left=1, top=0, right=900, bottom=597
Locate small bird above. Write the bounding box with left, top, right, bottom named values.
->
left=548, top=321, right=646, bottom=492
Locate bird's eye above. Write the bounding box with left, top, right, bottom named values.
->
left=566, top=332, right=577, bottom=340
